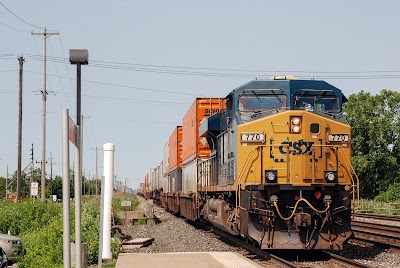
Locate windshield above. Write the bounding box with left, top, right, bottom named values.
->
left=294, top=95, right=339, bottom=112
left=238, top=95, right=287, bottom=112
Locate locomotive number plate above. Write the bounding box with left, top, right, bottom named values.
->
left=328, top=134, right=349, bottom=142
left=241, top=132, right=265, bottom=143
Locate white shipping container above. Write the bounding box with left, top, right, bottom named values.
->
left=163, top=142, right=169, bottom=176
left=162, top=173, right=169, bottom=193
left=156, top=163, right=162, bottom=190
left=182, top=159, right=198, bottom=193
left=150, top=168, right=156, bottom=192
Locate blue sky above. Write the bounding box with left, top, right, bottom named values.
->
left=0, top=1, right=399, bottom=190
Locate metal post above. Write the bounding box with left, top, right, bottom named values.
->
left=74, top=63, right=82, bottom=268
left=62, top=109, right=71, bottom=268
left=69, top=49, right=88, bottom=268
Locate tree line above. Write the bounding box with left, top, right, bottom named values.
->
left=0, top=168, right=100, bottom=200
left=343, top=89, right=400, bottom=200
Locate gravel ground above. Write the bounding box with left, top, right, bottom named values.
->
left=118, top=197, right=400, bottom=267
left=119, top=197, right=237, bottom=253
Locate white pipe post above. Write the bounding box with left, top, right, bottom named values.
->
left=62, top=109, right=71, bottom=268
left=102, top=143, right=115, bottom=260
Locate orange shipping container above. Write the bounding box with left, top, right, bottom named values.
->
left=182, top=98, right=226, bottom=163
left=168, top=126, right=183, bottom=172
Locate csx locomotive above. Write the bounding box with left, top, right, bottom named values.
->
left=142, top=76, right=359, bottom=250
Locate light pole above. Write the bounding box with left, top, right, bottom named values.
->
left=69, top=49, right=88, bottom=268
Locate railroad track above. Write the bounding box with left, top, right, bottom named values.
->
left=189, top=220, right=299, bottom=268
left=189, top=220, right=377, bottom=268
left=353, top=212, right=400, bottom=222
left=323, top=251, right=375, bottom=268
left=351, top=220, right=400, bottom=249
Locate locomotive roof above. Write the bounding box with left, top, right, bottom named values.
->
left=228, top=78, right=345, bottom=100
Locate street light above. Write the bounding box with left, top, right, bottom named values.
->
left=69, top=49, right=88, bottom=268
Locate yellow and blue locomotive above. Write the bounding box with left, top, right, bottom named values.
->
left=197, top=76, right=359, bottom=250
left=149, top=76, right=359, bottom=250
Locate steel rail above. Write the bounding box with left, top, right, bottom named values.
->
left=353, top=213, right=400, bottom=222
left=352, top=220, right=400, bottom=233
left=324, top=251, right=375, bottom=268
left=189, top=220, right=299, bottom=268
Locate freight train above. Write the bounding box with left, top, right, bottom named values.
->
left=141, top=76, right=359, bottom=250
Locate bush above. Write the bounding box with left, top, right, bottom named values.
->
left=375, top=183, right=400, bottom=202
left=0, top=197, right=122, bottom=267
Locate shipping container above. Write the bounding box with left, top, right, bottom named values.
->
left=157, top=163, right=162, bottom=190
left=168, top=126, right=183, bottom=172
left=139, top=183, right=144, bottom=194
left=182, top=159, right=199, bottom=193
left=163, top=142, right=169, bottom=176
left=169, top=168, right=182, bottom=192
left=162, top=141, right=170, bottom=193
left=182, top=98, right=226, bottom=163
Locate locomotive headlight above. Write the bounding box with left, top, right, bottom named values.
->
left=267, top=172, right=276, bottom=181
left=292, top=125, right=301, bottom=133
left=326, top=173, right=335, bottom=182
left=265, top=170, right=278, bottom=183
left=324, top=171, right=337, bottom=183
left=290, top=116, right=302, bottom=134
left=291, top=117, right=301, bottom=125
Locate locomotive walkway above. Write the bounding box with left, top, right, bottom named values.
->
left=115, top=251, right=263, bottom=268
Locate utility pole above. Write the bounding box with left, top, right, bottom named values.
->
left=83, top=169, right=86, bottom=196
left=49, top=152, right=54, bottom=196
left=92, top=147, right=100, bottom=195
left=17, top=55, right=24, bottom=201
left=30, top=143, right=34, bottom=183
left=88, top=171, right=91, bottom=195
left=32, top=28, right=59, bottom=202
left=5, top=165, right=8, bottom=200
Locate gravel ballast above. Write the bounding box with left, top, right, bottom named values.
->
left=118, top=197, right=400, bottom=267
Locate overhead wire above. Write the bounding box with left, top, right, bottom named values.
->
left=23, top=54, right=400, bottom=80
left=57, top=35, right=76, bottom=98
left=48, top=38, right=73, bottom=110
left=24, top=69, right=204, bottom=96
left=0, top=20, right=30, bottom=32
left=0, top=1, right=43, bottom=29
left=54, top=91, right=192, bottom=106
left=92, top=115, right=179, bottom=125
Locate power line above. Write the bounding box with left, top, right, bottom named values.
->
left=0, top=1, right=43, bottom=29
left=48, top=37, right=73, bottom=110
left=23, top=53, right=400, bottom=75
left=0, top=20, right=29, bottom=32
left=92, top=115, right=179, bottom=125
left=24, top=69, right=203, bottom=96
left=57, top=35, right=76, bottom=98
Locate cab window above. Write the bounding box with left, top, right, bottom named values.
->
left=294, top=95, right=339, bottom=112
left=238, top=95, right=287, bottom=112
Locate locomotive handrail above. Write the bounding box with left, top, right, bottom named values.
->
left=236, top=144, right=289, bottom=212
left=311, top=144, right=360, bottom=210
left=337, top=147, right=361, bottom=210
